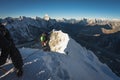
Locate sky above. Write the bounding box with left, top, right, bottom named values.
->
left=0, top=0, right=120, bottom=19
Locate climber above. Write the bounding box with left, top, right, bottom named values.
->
left=0, top=22, right=23, bottom=77
left=40, top=32, right=48, bottom=47
left=40, top=32, right=50, bottom=51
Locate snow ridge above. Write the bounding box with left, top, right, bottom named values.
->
left=0, top=30, right=120, bottom=80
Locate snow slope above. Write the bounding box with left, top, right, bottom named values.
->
left=0, top=30, right=120, bottom=80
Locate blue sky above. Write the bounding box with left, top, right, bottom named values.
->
left=0, top=0, right=120, bottom=19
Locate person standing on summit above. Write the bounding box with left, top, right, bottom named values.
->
left=40, top=32, right=49, bottom=48
left=40, top=32, right=50, bottom=51
left=0, top=22, right=23, bottom=77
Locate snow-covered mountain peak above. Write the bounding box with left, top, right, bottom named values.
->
left=49, top=30, right=69, bottom=54
left=44, top=14, right=50, bottom=21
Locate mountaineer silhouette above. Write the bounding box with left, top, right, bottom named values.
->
left=0, top=22, right=23, bottom=77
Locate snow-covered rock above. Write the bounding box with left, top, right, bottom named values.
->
left=49, top=30, right=69, bottom=53
left=1, top=30, right=119, bottom=80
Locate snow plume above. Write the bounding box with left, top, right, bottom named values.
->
left=49, top=30, right=69, bottom=54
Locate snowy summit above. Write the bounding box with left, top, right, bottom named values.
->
left=44, top=14, right=50, bottom=21
left=0, top=30, right=120, bottom=80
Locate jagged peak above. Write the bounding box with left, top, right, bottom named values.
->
left=44, top=14, right=50, bottom=21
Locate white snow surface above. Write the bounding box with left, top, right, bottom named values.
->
left=49, top=30, right=69, bottom=54
left=44, top=14, right=50, bottom=21
left=0, top=30, right=120, bottom=80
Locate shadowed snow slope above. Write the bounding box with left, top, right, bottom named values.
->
left=1, top=30, right=120, bottom=80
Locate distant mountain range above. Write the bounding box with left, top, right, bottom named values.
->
left=0, top=16, right=120, bottom=44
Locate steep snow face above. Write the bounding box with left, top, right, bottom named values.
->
left=49, top=30, right=69, bottom=53
left=1, top=31, right=120, bottom=80
left=48, top=30, right=120, bottom=80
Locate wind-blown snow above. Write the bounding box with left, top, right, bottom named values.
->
left=0, top=30, right=120, bottom=80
